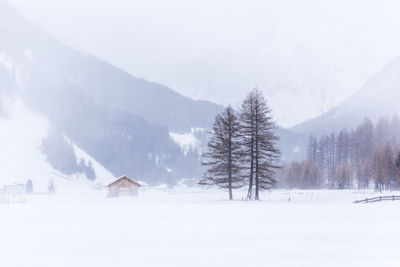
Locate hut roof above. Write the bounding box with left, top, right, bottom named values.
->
left=106, top=175, right=141, bottom=187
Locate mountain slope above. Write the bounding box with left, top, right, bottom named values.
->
left=291, top=56, right=400, bottom=136
left=0, top=2, right=306, bottom=183
left=0, top=2, right=224, bottom=185
left=0, top=2, right=222, bottom=133
left=0, top=97, right=113, bottom=192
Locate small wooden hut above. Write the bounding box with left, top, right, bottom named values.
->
left=106, top=176, right=141, bottom=197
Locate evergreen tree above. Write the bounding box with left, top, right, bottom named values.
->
left=307, top=135, right=318, bottom=163
left=395, top=152, right=400, bottom=188
left=283, top=160, right=321, bottom=189
left=301, top=160, right=321, bottom=189
left=240, top=88, right=280, bottom=200
left=200, top=106, right=243, bottom=200
left=284, top=161, right=301, bottom=190
left=372, top=142, right=395, bottom=192
left=336, top=163, right=350, bottom=189
left=26, top=179, right=33, bottom=194
left=396, top=152, right=400, bottom=170
left=48, top=179, right=55, bottom=194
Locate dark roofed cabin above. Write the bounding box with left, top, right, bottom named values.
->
left=106, top=176, right=141, bottom=197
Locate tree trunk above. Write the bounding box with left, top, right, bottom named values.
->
left=229, top=173, right=233, bottom=200
left=255, top=115, right=259, bottom=201
left=247, top=136, right=254, bottom=199
left=228, top=136, right=233, bottom=200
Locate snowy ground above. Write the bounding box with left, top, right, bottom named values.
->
left=1, top=188, right=400, bottom=267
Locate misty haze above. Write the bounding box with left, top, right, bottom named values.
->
left=1, top=1, right=400, bottom=266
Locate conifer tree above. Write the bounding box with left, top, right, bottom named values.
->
left=240, top=88, right=280, bottom=200
left=26, top=179, right=33, bottom=194
left=396, top=152, right=400, bottom=170
left=200, top=106, right=243, bottom=200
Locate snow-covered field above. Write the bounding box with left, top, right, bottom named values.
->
left=1, top=188, right=400, bottom=267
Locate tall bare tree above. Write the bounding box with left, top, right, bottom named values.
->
left=373, top=142, right=396, bottom=191
left=307, top=135, right=318, bottom=163
left=240, top=88, right=280, bottom=200
left=200, top=106, right=243, bottom=200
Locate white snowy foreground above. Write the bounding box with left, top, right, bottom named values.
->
left=1, top=188, right=400, bottom=267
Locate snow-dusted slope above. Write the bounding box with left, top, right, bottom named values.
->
left=291, top=56, right=400, bottom=135
left=71, top=144, right=114, bottom=185
left=0, top=97, right=114, bottom=192
left=169, top=128, right=206, bottom=155
left=0, top=2, right=219, bottom=184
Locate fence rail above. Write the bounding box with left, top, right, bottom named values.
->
left=354, top=195, right=400, bottom=204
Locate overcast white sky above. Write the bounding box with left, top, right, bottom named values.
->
left=8, top=0, right=400, bottom=127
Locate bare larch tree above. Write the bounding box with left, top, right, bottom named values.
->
left=240, top=88, right=281, bottom=200
left=200, top=106, right=243, bottom=200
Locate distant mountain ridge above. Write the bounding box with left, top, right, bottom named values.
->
left=0, top=2, right=223, bottom=185
left=6, top=1, right=389, bottom=183
left=291, top=56, right=400, bottom=136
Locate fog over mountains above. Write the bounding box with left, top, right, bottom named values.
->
left=9, top=0, right=400, bottom=128
left=1, top=1, right=400, bottom=186
left=0, top=2, right=222, bottom=185
left=291, top=56, right=400, bottom=136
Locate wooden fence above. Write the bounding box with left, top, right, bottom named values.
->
left=354, top=195, right=400, bottom=204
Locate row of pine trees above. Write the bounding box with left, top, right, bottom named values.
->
left=200, top=88, right=281, bottom=200
left=280, top=116, right=400, bottom=191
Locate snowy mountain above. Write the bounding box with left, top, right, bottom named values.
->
left=291, top=56, right=400, bottom=136
left=0, top=97, right=113, bottom=192
left=0, top=2, right=222, bottom=186
left=0, top=2, right=324, bottom=185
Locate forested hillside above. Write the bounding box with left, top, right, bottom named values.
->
left=281, top=115, right=400, bottom=191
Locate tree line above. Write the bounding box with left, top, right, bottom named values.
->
left=200, top=88, right=281, bottom=200
left=280, top=116, right=400, bottom=191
